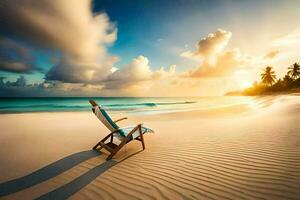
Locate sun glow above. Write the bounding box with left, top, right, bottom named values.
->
left=241, top=81, right=253, bottom=89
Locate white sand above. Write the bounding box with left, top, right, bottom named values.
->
left=0, top=96, right=300, bottom=199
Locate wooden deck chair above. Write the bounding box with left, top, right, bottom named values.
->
left=89, top=100, right=154, bottom=160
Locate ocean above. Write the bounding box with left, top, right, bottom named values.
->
left=0, top=96, right=254, bottom=114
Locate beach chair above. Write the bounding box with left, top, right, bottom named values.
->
left=89, top=100, right=154, bottom=160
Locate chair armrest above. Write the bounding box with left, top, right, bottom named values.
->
left=114, top=117, right=128, bottom=123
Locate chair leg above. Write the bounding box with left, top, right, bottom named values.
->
left=106, top=147, right=121, bottom=160
left=106, top=136, right=129, bottom=160
left=106, top=152, right=116, bottom=160
left=92, top=132, right=116, bottom=150
left=139, top=126, right=145, bottom=150
left=141, top=137, right=145, bottom=150
left=92, top=140, right=102, bottom=150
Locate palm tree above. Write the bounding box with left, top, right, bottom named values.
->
left=287, top=62, right=300, bottom=80
left=261, top=66, right=276, bottom=86
left=283, top=74, right=293, bottom=84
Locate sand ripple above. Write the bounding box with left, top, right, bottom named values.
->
left=69, top=137, right=300, bottom=200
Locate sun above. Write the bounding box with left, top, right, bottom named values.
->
left=241, top=81, right=253, bottom=89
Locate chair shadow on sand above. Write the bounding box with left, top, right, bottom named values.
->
left=0, top=149, right=143, bottom=199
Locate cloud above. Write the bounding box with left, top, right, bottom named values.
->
left=0, top=38, right=40, bottom=73
left=180, top=51, right=201, bottom=61
left=0, top=54, right=180, bottom=97
left=181, top=29, right=248, bottom=77
left=0, top=0, right=117, bottom=82
left=0, top=75, right=105, bottom=97
left=272, top=29, right=300, bottom=46
left=264, top=50, right=280, bottom=59
left=0, top=76, right=38, bottom=97
left=188, top=49, right=247, bottom=77
left=107, top=56, right=152, bottom=83
left=45, top=54, right=118, bottom=84
left=0, top=5, right=259, bottom=97
left=181, top=29, right=232, bottom=64
left=4, top=76, right=27, bottom=87
left=104, top=56, right=176, bottom=89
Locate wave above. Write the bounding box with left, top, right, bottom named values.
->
left=0, top=101, right=197, bottom=113
left=105, top=101, right=197, bottom=108
left=0, top=104, right=88, bottom=109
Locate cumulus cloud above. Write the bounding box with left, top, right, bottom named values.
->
left=104, top=56, right=176, bottom=89
left=0, top=38, right=40, bottom=73
left=45, top=54, right=118, bottom=84
left=181, top=29, right=231, bottom=63
left=0, top=0, right=117, bottom=83
left=107, top=56, right=152, bottom=82
left=189, top=48, right=248, bottom=77
left=181, top=29, right=248, bottom=77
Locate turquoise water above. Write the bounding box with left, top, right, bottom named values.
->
left=0, top=97, right=252, bottom=114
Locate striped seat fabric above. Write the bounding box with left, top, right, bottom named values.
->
left=117, top=126, right=154, bottom=141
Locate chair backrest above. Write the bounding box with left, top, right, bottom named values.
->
left=93, top=105, right=126, bottom=137
left=94, top=105, right=119, bottom=131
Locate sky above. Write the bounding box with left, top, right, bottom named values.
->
left=0, top=0, right=300, bottom=97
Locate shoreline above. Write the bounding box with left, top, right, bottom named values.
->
left=1, top=94, right=299, bottom=115
left=226, top=89, right=300, bottom=96
left=0, top=103, right=254, bottom=119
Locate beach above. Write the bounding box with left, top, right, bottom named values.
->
left=0, top=96, right=300, bottom=199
